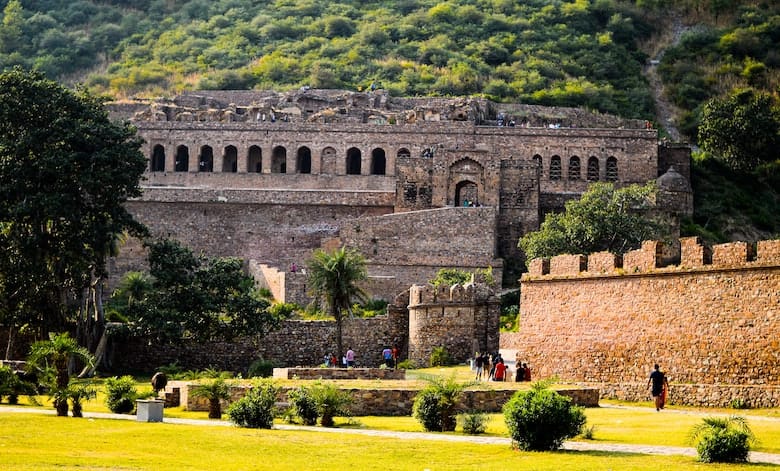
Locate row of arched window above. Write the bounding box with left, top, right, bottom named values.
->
left=532, top=155, right=618, bottom=182
left=150, top=144, right=393, bottom=175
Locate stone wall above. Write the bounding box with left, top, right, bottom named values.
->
left=502, top=237, right=780, bottom=406
left=168, top=380, right=599, bottom=415
left=272, top=367, right=406, bottom=380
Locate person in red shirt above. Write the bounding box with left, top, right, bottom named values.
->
left=493, top=359, right=507, bottom=381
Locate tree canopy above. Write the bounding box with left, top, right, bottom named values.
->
left=518, top=182, right=668, bottom=261
left=116, top=239, right=284, bottom=344
left=697, top=88, right=780, bottom=172
left=0, top=67, right=147, bottom=344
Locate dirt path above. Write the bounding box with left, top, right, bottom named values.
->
left=643, top=16, right=692, bottom=142
left=3, top=405, right=780, bottom=465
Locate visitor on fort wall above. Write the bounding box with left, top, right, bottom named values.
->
left=647, top=363, right=669, bottom=411
left=346, top=347, right=355, bottom=367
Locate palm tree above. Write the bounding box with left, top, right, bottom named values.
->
left=27, top=332, right=94, bottom=416
left=306, top=247, right=367, bottom=363
left=190, top=378, right=231, bottom=419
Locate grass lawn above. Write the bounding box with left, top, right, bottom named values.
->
left=0, top=413, right=777, bottom=471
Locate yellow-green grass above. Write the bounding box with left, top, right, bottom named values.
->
left=0, top=413, right=776, bottom=471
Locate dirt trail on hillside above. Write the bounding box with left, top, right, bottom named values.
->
left=643, top=17, right=692, bottom=142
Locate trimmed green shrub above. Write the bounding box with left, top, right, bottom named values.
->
left=396, top=359, right=418, bottom=370
left=247, top=358, right=275, bottom=378
left=227, top=381, right=279, bottom=429
left=690, top=416, right=755, bottom=463
left=429, top=346, right=452, bottom=367
left=503, top=382, right=586, bottom=451
left=412, top=375, right=469, bottom=432
left=460, top=411, right=488, bottom=435
left=104, top=376, right=138, bottom=414
left=288, top=385, right=318, bottom=426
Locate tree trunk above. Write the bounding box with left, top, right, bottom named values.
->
left=209, top=399, right=222, bottom=419
left=334, top=307, right=343, bottom=366
left=4, top=326, right=13, bottom=361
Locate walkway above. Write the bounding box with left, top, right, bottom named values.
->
left=2, top=405, right=779, bottom=465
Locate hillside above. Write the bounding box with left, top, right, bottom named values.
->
left=1, top=0, right=778, bottom=243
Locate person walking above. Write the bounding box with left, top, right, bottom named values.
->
left=647, top=363, right=669, bottom=411
left=346, top=347, right=356, bottom=367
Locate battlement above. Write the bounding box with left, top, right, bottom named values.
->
left=525, top=237, right=780, bottom=278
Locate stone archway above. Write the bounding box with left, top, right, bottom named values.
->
left=455, top=180, right=479, bottom=207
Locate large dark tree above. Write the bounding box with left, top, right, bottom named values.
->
left=0, top=68, right=147, bottom=358
left=698, top=89, right=780, bottom=172
left=519, top=182, right=668, bottom=261
left=121, top=239, right=283, bottom=344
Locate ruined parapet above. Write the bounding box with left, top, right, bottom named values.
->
left=623, top=240, right=662, bottom=272
left=712, top=241, right=754, bottom=265
left=407, top=282, right=499, bottom=367
left=680, top=236, right=711, bottom=267
left=587, top=251, right=622, bottom=273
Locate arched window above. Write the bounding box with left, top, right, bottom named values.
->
left=397, top=148, right=411, bottom=159
left=151, top=145, right=165, bottom=172
left=549, top=155, right=561, bottom=181
left=272, top=146, right=287, bottom=174
left=606, top=157, right=618, bottom=182
left=297, top=146, right=312, bottom=174
left=175, top=145, right=189, bottom=172
left=532, top=154, right=542, bottom=178
left=371, top=148, right=386, bottom=175
left=247, top=145, right=262, bottom=173
left=587, top=157, right=599, bottom=181
left=223, top=145, right=237, bottom=173
left=346, top=147, right=362, bottom=175
left=568, top=156, right=580, bottom=180
left=199, top=146, right=213, bottom=172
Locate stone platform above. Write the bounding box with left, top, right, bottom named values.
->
left=272, top=367, right=406, bottom=381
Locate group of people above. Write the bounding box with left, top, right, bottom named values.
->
left=323, top=347, right=357, bottom=368
left=381, top=345, right=400, bottom=368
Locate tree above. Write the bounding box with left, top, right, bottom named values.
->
left=412, top=375, right=472, bottom=432
left=698, top=89, right=780, bottom=172
left=120, top=239, right=283, bottom=344
left=191, top=378, right=231, bottom=419
left=26, top=332, right=94, bottom=416
left=0, top=68, right=147, bottom=356
left=306, top=247, right=368, bottom=362
left=518, top=182, right=667, bottom=260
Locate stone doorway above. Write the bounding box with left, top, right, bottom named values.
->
left=456, top=180, right=478, bottom=206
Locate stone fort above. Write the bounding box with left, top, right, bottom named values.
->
left=108, top=88, right=693, bottom=304
left=97, top=89, right=708, bottom=393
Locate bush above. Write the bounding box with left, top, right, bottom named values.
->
left=104, top=376, right=138, bottom=414
left=429, top=346, right=452, bottom=367
left=396, top=359, right=418, bottom=370
left=503, top=382, right=586, bottom=451
left=227, top=381, right=279, bottom=428
left=690, top=416, right=755, bottom=463
left=310, top=382, right=352, bottom=427
left=459, top=411, right=488, bottom=435
left=287, top=385, right=318, bottom=426
left=247, top=358, right=275, bottom=378
left=412, top=375, right=469, bottom=432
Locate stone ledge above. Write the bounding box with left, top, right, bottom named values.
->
left=273, top=367, right=406, bottom=381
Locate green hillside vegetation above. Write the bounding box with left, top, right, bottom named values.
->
left=1, top=0, right=778, bottom=243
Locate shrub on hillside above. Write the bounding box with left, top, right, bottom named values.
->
left=104, top=376, right=138, bottom=414
left=503, top=381, right=586, bottom=451
left=227, top=381, right=279, bottom=429
left=689, top=416, right=755, bottom=463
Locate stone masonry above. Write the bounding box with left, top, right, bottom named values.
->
left=502, top=237, right=780, bottom=407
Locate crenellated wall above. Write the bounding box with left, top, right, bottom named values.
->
left=504, top=237, right=780, bottom=407
left=406, top=282, right=501, bottom=366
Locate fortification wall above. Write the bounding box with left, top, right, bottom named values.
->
left=502, top=238, right=780, bottom=407
left=112, top=311, right=409, bottom=373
